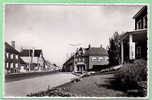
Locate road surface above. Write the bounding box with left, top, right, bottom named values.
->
left=4, top=72, right=76, bottom=97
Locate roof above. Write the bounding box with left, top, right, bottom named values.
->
left=120, top=29, right=147, bottom=41
left=63, top=56, right=74, bottom=65
left=20, top=49, right=42, bottom=57
left=5, top=42, right=19, bottom=54
left=85, top=47, right=108, bottom=56
left=19, top=57, right=27, bottom=64
left=63, top=47, right=108, bottom=66
left=20, top=57, right=40, bottom=63
left=133, top=6, right=147, bottom=19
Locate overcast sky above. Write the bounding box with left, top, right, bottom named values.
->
left=5, top=4, right=144, bottom=66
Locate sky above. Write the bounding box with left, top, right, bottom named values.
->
left=4, top=4, right=144, bottom=66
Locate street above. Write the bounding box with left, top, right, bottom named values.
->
left=5, top=72, right=76, bottom=97
left=4, top=5, right=147, bottom=98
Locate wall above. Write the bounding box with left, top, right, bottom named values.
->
left=89, top=56, right=109, bottom=70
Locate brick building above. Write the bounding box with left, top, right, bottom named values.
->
left=63, top=45, right=109, bottom=73
left=5, top=41, right=47, bottom=74
left=5, top=41, right=20, bottom=74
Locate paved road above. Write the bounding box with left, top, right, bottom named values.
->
left=4, top=72, right=76, bottom=97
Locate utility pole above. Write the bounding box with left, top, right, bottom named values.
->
left=28, top=48, right=30, bottom=72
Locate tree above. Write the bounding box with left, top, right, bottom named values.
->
left=108, top=32, right=121, bottom=66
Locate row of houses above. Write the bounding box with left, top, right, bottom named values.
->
left=62, top=45, right=109, bottom=72
left=5, top=41, right=55, bottom=74
left=63, top=6, right=148, bottom=73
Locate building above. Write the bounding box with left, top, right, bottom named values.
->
left=120, top=6, right=147, bottom=63
left=5, top=41, right=20, bottom=74
left=63, top=45, right=109, bottom=72
left=74, top=47, right=87, bottom=72
left=5, top=41, right=51, bottom=73
left=20, top=49, right=46, bottom=71
left=19, top=57, right=27, bottom=72
left=85, top=46, right=109, bottom=71
left=62, top=56, right=74, bottom=72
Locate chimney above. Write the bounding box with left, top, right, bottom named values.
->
left=88, top=44, right=91, bottom=49
left=11, top=41, right=15, bottom=48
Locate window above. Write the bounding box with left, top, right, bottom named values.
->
left=6, top=53, right=9, bottom=58
left=10, top=54, right=14, bottom=59
left=15, top=63, right=18, bottom=68
left=10, top=63, right=13, bottom=68
left=6, top=63, right=9, bottom=68
left=78, top=51, right=83, bottom=55
left=79, top=58, right=81, bottom=61
left=75, top=58, right=78, bottom=62
left=98, top=57, right=103, bottom=62
left=103, top=56, right=109, bottom=62
left=143, top=15, right=147, bottom=28
left=137, top=20, right=142, bottom=29
left=16, top=55, right=18, bottom=60
left=104, top=56, right=109, bottom=60
left=5, top=63, right=7, bottom=68
left=82, top=58, right=85, bottom=62
left=104, top=58, right=108, bottom=62
left=92, top=57, right=97, bottom=62
left=137, top=47, right=141, bottom=57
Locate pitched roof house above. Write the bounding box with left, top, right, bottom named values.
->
left=63, top=45, right=109, bottom=72
left=5, top=42, right=25, bottom=74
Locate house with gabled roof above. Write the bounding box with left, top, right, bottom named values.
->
left=85, top=46, right=109, bottom=71
left=4, top=41, right=28, bottom=74
left=63, top=45, right=109, bottom=73
left=20, top=49, right=46, bottom=71
left=5, top=41, right=47, bottom=74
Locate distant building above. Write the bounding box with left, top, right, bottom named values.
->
left=5, top=41, right=21, bottom=74
left=85, top=46, right=109, bottom=71
left=63, top=45, right=109, bottom=72
left=120, top=6, right=147, bottom=63
left=5, top=41, right=49, bottom=74
left=20, top=49, right=46, bottom=71
left=74, top=47, right=87, bottom=72
left=62, top=56, right=74, bottom=72
left=19, top=57, right=27, bottom=72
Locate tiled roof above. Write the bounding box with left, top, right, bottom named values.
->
left=20, top=49, right=42, bottom=57
left=5, top=42, right=19, bottom=54
left=19, top=57, right=27, bottom=64
left=85, top=47, right=108, bottom=56
left=20, top=57, right=39, bottom=63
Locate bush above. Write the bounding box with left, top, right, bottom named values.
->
left=114, top=59, right=147, bottom=96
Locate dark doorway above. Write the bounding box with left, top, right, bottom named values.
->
left=92, top=65, right=106, bottom=71
left=77, top=64, right=85, bottom=72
